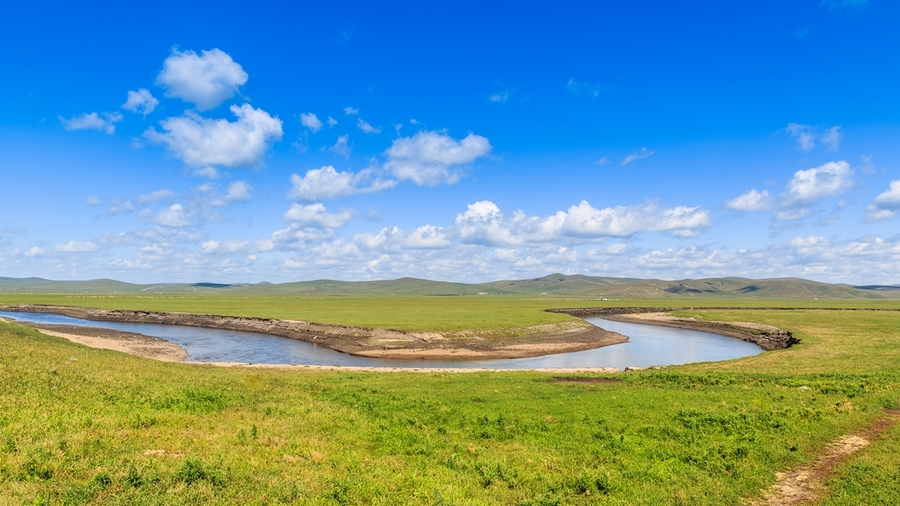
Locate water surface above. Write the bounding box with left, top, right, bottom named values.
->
left=0, top=311, right=762, bottom=370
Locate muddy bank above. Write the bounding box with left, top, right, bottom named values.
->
left=548, top=307, right=800, bottom=350
left=22, top=323, right=188, bottom=362
left=1, top=304, right=628, bottom=360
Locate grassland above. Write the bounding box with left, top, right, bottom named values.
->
left=2, top=293, right=900, bottom=332
left=1, top=296, right=900, bottom=504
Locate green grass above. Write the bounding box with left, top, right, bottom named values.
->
left=2, top=293, right=900, bottom=332
left=2, top=299, right=900, bottom=504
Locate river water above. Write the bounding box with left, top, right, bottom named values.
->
left=0, top=311, right=763, bottom=370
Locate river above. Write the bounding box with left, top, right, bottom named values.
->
left=0, top=311, right=763, bottom=370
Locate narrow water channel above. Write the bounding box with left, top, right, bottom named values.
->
left=0, top=311, right=763, bottom=370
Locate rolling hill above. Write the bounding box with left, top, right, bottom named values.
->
left=1, top=274, right=897, bottom=299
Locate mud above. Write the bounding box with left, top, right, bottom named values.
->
left=1, top=304, right=628, bottom=361
left=548, top=307, right=800, bottom=350
left=23, top=323, right=188, bottom=362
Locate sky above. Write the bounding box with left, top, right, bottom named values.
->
left=2, top=0, right=900, bottom=285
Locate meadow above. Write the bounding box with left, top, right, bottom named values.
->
left=1, top=295, right=899, bottom=504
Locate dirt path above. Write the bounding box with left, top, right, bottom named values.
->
left=755, top=410, right=900, bottom=505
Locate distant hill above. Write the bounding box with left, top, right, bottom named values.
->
left=1, top=274, right=898, bottom=299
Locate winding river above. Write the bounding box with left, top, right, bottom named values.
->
left=0, top=311, right=763, bottom=370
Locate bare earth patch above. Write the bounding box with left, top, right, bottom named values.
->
left=755, top=410, right=900, bottom=505
left=24, top=323, right=188, bottom=362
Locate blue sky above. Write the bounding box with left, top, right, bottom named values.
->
left=2, top=0, right=900, bottom=284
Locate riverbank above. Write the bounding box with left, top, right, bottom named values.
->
left=1, top=304, right=628, bottom=360
left=547, top=307, right=800, bottom=350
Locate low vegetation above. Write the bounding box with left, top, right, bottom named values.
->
left=1, top=298, right=899, bottom=504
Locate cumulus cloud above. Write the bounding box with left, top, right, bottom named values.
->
left=344, top=106, right=359, bottom=115
left=373, top=199, right=711, bottom=250
left=59, top=112, right=123, bottom=134
left=156, top=48, right=248, bottom=111
left=84, top=196, right=101, bottom=206
left=383, top=131, right=492, bottom=186
left=783, top=160, right=853, bottom=206
left=357, top=118, right=381, bottom=134
left=299, top=113, right=323, bottom=133
left=122, top=88, right=159, bottom=115
left=622, top=147, right=654, bottom=165
left=137, top=189, right=176, bottom=204
left=143, top=104, right=283, bottom=172
left=24, top=246, right=44, bottom=257
left=223, top=181, right=253, bottom=202
left=282, top=203, right=354, bottom=228
left=326, top=116, right=338, bottom=127
left=288, top=166, right=396, bottom=201
left=155, top=204, right=190, bottom=227
left=326, top=135, right=351, bottom=158
left=54, top=241, right=98, bottom=252
left=865, top=180, right=900, bottom=221
left=725, top=189, right=774, bottom=211
left=726, top=161, right=853, bottom=220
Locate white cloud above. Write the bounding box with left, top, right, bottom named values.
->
left=143, top=104, right=283, bottom=172
left=137, top=189, right=176, bottom=204
left=282, top=203, right=354, bottom=228
left=326, top=116, right=338, bottom=127
left=488, top=92, right=509, bottom=103
left=24, top=246, right=44, bottom=257
left=326, top=135, right=351, bottom=158
left=594, top=156, right=611, bottom=166
left=84, top=196, right=101, bottom=206
left=156, top=48, right=248, bottom=111
left=787, top=123, right=816, bottom=151
left=865, top=180, right=900, bottom=221
left=357, top=118, right=381, bottom=134
left=783, top=160, right=853, bottom=206
left=155, top=204, right=190, bottom=227
left=726, top=161, right=853, bottom=220
left=288, top=166, right=396, bottom=201
left=54, top=241, right=98, bottom=252
left=724, top=189, right=774, bottom=211
left=452, top=199, right=711, bottom=246
left=786, top=123, right=843, bottom=152
left=107, top=200, right=134, bottom=215
left=122, top=88, right=159, bottom=115
left=622, top=147, right=654, bottom=165
left=383, top=131, right=492, bottom=186
left=344, top=106, right=359, bottom=115
left=223, top=181, right=252, bottom=202
left=59, top=112, right=123, bottom=134
left=300, top=113, right=323, bottom=133
left=821, top=126, right=843, bottom=152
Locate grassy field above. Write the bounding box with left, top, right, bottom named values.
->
left=1, top=297, right=900, bottom=504
left=2, top=293, right=900, bottom=331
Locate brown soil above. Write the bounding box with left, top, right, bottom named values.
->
left=2, top=304, right=628, bottom=361
left=755, top=410, right=900, bottom=505
left=23, top=323, right=188, bottom=362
